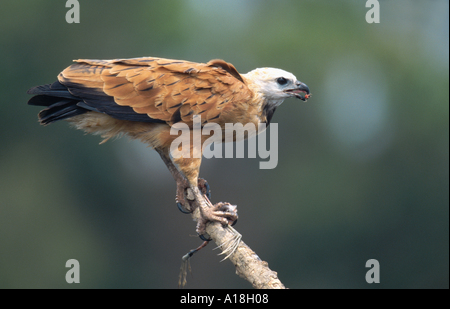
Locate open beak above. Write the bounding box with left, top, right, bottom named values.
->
left=285, top=82, right=311, bottom=101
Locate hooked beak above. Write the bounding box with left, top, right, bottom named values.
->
left=285, top=81, right=311, bottom=101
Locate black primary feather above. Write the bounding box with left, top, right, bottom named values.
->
left=27, top=81, right=165, bottom=125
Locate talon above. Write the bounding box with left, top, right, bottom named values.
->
left=177, top=201, right=191, bottom=214
left=198, top=234, right=212, bottom=242
left=198, top=178, right=211, bottom=200
left=204, top=182, right=211, bottom=200
left=194, top=196, right=239, bottom=235
left=175, top=178, right=192, bottom=214
left=214, top=202, right=239, bottom=226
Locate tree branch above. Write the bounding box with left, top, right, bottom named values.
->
left=189, top=205, right=286, bottom=289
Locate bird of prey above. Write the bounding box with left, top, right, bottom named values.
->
left=27, top=57, right=310, bottom=237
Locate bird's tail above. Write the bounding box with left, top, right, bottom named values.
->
left=27, top=81, right=87, bottom=125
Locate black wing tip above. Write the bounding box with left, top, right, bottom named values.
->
left=27, top=80, right=168, bottom=125
left=27, top=84, right=51, bottom=96
left=27, top=81, right=88, bottom=123
left=38, top=107, right=86, bottom=125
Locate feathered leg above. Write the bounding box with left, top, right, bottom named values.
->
left=154, top=148, right=194, bottom=213
left=156, top=148, right=238, bottom=236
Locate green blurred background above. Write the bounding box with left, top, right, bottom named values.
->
left=0, top=0, right=448, bottom=289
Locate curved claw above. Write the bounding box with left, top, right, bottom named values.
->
left=198, top=178, right=211, bottom=201
left=231, top=218, right=238, bottom=227
left=203, top=181, right=211, bottom=200
left=177, top=202, right=191, bottom=214
left=198, top=234, right=212, bottom=242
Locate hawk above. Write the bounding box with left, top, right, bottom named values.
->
left=27, top=57, right=310, bottom=236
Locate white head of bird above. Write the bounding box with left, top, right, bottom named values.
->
left=243, top=68, right=310, bottom=106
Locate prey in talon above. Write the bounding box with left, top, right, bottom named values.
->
left=196, top=201, right=238, bottom=238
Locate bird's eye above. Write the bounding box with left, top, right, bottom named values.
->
left=276, top=77, right=288, bottom=85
